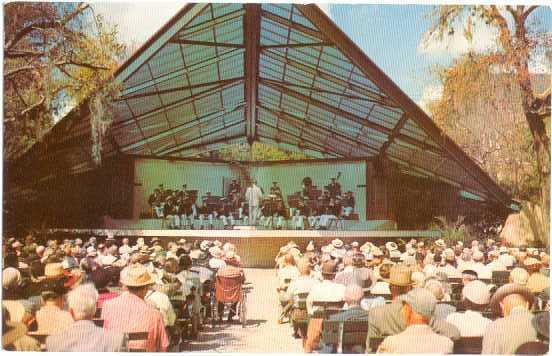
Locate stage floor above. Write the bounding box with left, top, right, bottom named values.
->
left=102, top=217, right=398, bottom=231
left=50, top=228, right=440, bottom=267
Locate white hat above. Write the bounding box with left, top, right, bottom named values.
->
left=209, top=246, right=224, bottom=258
left=178, top=238, right=186, bottom=245
left=407, top=248, right=416, bottom=256
left=499, top=246, right=509, bottom=254
left=101, top=255, right=117, bottom=266
left=462, top=280, right=491, bottom=305
left=456, top=241, right=463, bottom=247
left=385, top=242, right=398, bottom=251
left=306, top=241, right=315, bottom=252
left=200, top=240, right=211, bottom=251
left=36, top=245, right=45, bottom=255
left=75, top=238, right=83, bottom=245
left=136, top=238, right=145, bottom=246
left=435, top=239, right=445, bottom=248
left=351, top=241, right=359, bottom=248
left=360, top=242, right=373, bottom=252
left=11, top=241, right=22, bottom=249
left=331, top=239, right=344, bottom=248
left=330, top=249, right=345, bottom=259
left=510, top=267, right=529, bottom=285
left=213, top=240, right=222, bottom=247
left=444, top=248, right=455, bottom=259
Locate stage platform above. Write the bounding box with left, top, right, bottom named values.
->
left=102, top=218, right=398, bottom=231
left=49, top=228, right=440, bottom=268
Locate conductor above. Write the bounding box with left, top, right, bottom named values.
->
left=245, top=180, right=263, bottom=225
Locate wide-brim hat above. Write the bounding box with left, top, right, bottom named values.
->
left=385, top=265, right=414, bottom=287
left=371, top=247, right=384, bottom=257
left=200, top=240, right=211, bottom=251
left=524, top=257, right=541, bottom=267
left=321, top=245, right=334, bottom=254
left=489, top=283, right=535, bottom=315
left=385, top=242, right=398, bottom=251
left=44, top=263, right=64, bottom=279
left=178, top=238, right=186, bottom=244
left=120, top=264, right=154, bottom=287
left=331, top=239, right=344, bottom=249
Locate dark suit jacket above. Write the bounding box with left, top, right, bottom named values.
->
left=365, top=302, right=461, bottom=352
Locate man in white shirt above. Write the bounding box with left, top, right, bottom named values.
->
left=486, top=250, right=507, bottom=271
left=244, top=180, right=263, bottom=226
left=498, top=247, right=516, bottom=268
left=446, top=280, right=492, bottom=337
left=118, top=238, right=132, bottom=256
left=306, top=260, right=346, bottom=315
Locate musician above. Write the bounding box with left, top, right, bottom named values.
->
left=198, top=192, right=216, bottom=229
left=342, top=191, right=355, bottom=217
left=164, top=193, right=179, bottom=229
left=270, top=182, right=283, bottom=200
left=228, top=179, right=241, bottom=198
left=327, top=177, right=342, bottom=199
left=148, top=188, right=165, bottom=218
left=245, top=180, right=263, bottom=226
left=301, top=177, right=312, bottom=198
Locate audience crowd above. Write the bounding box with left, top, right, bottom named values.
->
left=275, top=237, right=550, bottom=354
left=2, top=233, right=244, bottom=352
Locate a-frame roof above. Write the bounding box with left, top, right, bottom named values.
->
left=9, top=3, right=512, bottom=208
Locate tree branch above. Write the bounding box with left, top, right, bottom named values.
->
left=521, top=5, right=539, bottom=22
left=5, top=3, right=90, bottom=52
left=4, top=49, right=45, bottom=59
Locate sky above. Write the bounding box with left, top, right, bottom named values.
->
left=92, top=2, right=552, bottom=111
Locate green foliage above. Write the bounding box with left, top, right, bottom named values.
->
left=430, top=216, right=471, bottom=244
left=3, top=2, right=126, bottom=161
left=213, top=142, right=309, bottom=161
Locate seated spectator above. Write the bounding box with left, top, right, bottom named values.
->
left=319, top=284, right=368, bottom=353
left=365, top=265, right=460, bottom=352
left=472, top=250, right=492, bottom=280
left=102, top=264, right=169, bottom=352
left=145, top=288, right=176, bottom=328
left=498, top=246, right=516, bottom=268
left=510, top=267, right=529, bottom=286
left=370, top=263, right=392, bottom=295
left=208, top=246, right=227, bottom=270
left=425, top=279, right=456, bottom=320
left=2, top=268, right=31, bottom=324
left=446, top=280, right=492, bottom=336
left=306, top=260, right=346, bottom=315
left=2, top=307, right=40, bottom=351
left=280, top=258, right=319, bottom=325
left=35, top=264, right=74, bottom=335
left=482, top=284, right=537, bottom=354
left=91, top=267, right=119, bottom=308
left=277, top=253, right=299, bottom=296
left=461, top=269, right=478, bottom=285
left=215, top=263, right=245, bottom=323
left=486, top=250, right=507, bottom=271
left=46, top=284, right=127, bottom=351
left=525, top=257, right=550, bottom=294
left=377, top=288, right=453, bottom=353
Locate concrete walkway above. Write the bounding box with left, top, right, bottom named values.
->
left=185, top=268, right=304, bottom=353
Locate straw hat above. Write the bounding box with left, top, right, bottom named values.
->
left=385, top=265, right=413, bottom=286
left=44, top=263, right=64, bottom=279
left=178, top=238, right=186, bottom=245
left=524, top=257, right=541, bottom=267
left=120, top=264, right=154, bottom=287
left=360, top=242, right=373, bottom=253
left=435, top=239, right=446, bottom=248
left=489, top=283, right=535, bottom=314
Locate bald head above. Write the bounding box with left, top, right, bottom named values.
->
left=343, top=284, right=363, bottom=306
left=500, top=293, right=530, bottom=317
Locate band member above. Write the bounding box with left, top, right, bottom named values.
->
left=164, top=193, right=179, bottom=229
left=301, top=177, right=312, bottom=198
left=229, top=179, right=241, bottom=198
left=198, top=192, right=217, bottom=229
left=318, top=206, right=338, bottom=230
left=327, top=177, right=342, bottom=199
left=270, top=181, right=283, bottom=200
left=342, top=191, right=355, bottom=217
left=245, top=180, right=263, bottom=226
left=148, top=188, right=165, bottom=218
